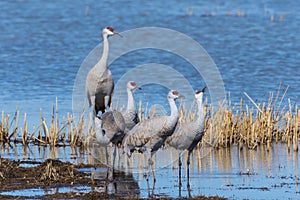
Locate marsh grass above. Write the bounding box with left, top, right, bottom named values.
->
left=198, top=86, right=299, bottom=152
left=0, top=86, right=299, bottom=151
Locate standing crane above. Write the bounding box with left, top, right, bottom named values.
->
left=86, top=27, right=122, bottom=115
left=121, top=81, right=142, bottom=132
left=123, top=90, right=183, bottom=196
left=94, top=111, right=125, bottom=178
left=166, top=86, right=206, bottom=197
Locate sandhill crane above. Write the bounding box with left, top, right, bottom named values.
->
left=123, top=90, right=183, bottom=195
left=101, top=111, right=126, bottom=146
left=121, top=81, right=142, bottom=132
left=166, top=86, right=206, bottom=196
left=95, top=110, right=126, bottom=177
left=86, top=27, right=122, bottom=115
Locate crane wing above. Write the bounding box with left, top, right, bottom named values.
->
left=126, top=116, right=169, bottom=147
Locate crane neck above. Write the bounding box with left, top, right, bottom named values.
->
left=126, top=89, right=135, bottom=111
left=196, top=98, right=204, bottom=124
left=96, top=34, right=109, bottom=71
left=168, top=98, right=179, bottom=120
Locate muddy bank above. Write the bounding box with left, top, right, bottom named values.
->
left=0, top=158, right=226, bottom=199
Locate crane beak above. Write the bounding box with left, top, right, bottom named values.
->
left=136, top=87, right=142, bottom=90
left=114, top=32, right=123, bottom=37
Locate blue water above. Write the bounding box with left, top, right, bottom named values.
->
left=0, top=186, right=91, bottom=197
left=0, top=0, right=300, bottom=199
left=1, top=0, right=299, bottom=118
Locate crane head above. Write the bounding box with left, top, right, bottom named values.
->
left=168, top=90, right=184, bottom=100
left=195, top=86, right=207, bottom=99
left=127, top=81, right=142, bottom=91
left=103, top=27, right=123, bottom=37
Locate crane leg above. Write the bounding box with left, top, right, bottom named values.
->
left=117, top=146, right=121, bottom=169
left=178, top=152, right=182, bottom=198
left=144, top=153, right=151, bottom=197
left=150, top=152, right=156, bottom=196
left=187, top=150, right=192, bottom=198
left=112, top=145, right=117, bottom=179
left=105, top=146, right=110, bottom=179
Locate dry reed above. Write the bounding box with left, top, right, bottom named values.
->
left=197, top=86, right=300, bottom=151
left=0, top=86, right=299, bottom=151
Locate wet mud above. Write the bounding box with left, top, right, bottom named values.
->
left=0, top=158, right=226, bottom=199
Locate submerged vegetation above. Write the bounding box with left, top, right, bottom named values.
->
left=0, top=85, right=299, bottom=152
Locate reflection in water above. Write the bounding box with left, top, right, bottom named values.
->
left=87, top=141, right=140, bottom=197
left=0, top=142, right=299, bottom=199
left=295, top=152, right=299, bottom=193
left=0, top=143, right=89, bottom=164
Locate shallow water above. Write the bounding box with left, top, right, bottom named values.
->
left=1, top=142, right=299, bottom=199
left=0, top=0, right=300, bottom=199
left=0, top=186, right=91, bottom=197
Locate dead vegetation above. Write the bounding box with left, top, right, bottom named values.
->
left=0, top=158, right=92, bottom=190
left=200, top=85, right=299, bottom=152
left=0, top=157, right=227, bottom=199
left=0, top=85, right=299, bottom=152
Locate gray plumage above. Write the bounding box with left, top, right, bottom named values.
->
left=123, top=90, right=182, bottom=189
left=120, top=81, right=141, bottom=132
left=86, top=27, right=122, bottom=115
left=95, top=116, right=108, bottom=145
left=167, top=86, right=206, bottom=155
left=96, top=111, right=126, bottom=146
left=123, top=90, right=183, bottom=157
left=95, top=111, right=126, bottom=176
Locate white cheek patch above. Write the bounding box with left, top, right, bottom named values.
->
left=106, top=29, right=114, bottom=35
left=195, top=93, right=202, bottom=99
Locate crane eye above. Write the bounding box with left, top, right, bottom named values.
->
left=172, top=90, right=179, bottom=96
